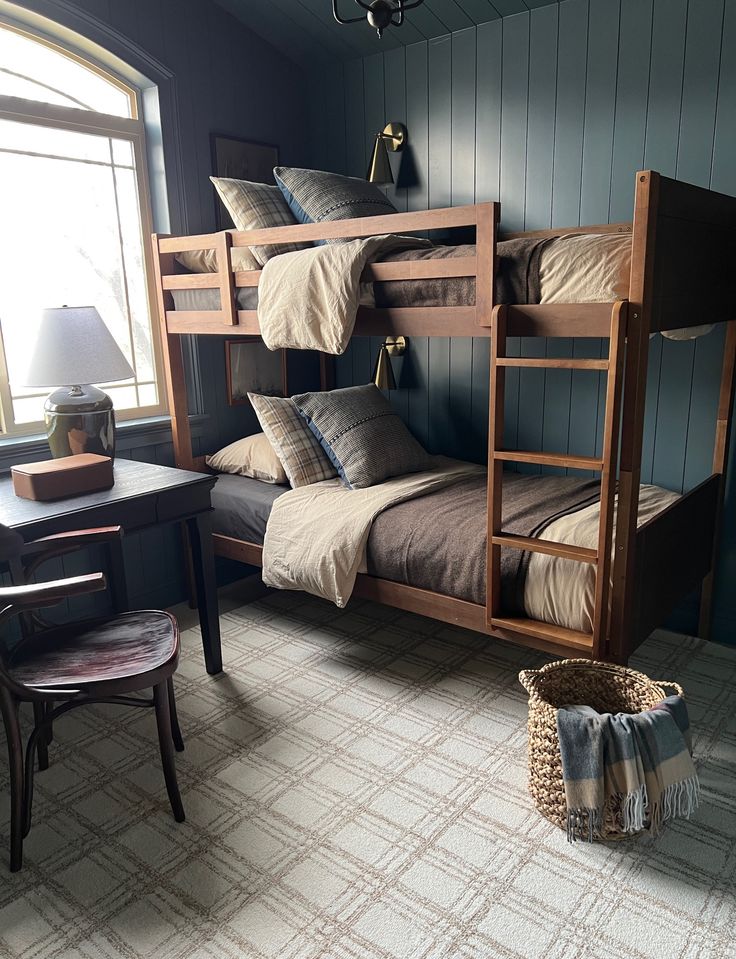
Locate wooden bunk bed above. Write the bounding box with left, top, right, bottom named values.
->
left=151, top=170, right=736, bottom=665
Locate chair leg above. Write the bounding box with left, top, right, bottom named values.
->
left=33, top=703, right=49, bottom=771
left=0, top=689, right=24, bottom=872
left=167, top=677, right=184, bottom=753
left=153, top=683, right=185, bottom=823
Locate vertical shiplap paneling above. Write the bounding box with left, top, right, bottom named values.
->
left=579, top=0, right=620, bottom=225
left=405, top=41, right=431, bottom=448
left=550, top=0, right=589, bottom=226
left=499, top=13, right=529, bottom=232
left=449, top=28, right=476, bottom=458
left=676, top=0, right=725, bottom=187
left=524, top=4, right=558, bottom=229
left=384, top=47, right=408, bottom=211
left=608, top=0, right=653, bottom=221
left=474, top=20, right=503, bottom=205
left=362, top=53, right=387, bottom=394
left=322, top=0, right=736, bottom=641
left=499, top=13, right=530, bottom=452
left=471, top=19, right=502, bottom=460
left=643, top=0, right=688, bottom=177
left=427, top=35, right=452, bottom=453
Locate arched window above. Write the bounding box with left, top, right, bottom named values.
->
left=0, top=22, right=165, bottom=434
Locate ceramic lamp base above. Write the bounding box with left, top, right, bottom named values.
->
left=44, top=385, right=116, bottom=460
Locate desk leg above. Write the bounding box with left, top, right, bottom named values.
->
left=108, top=538, right=129, bottom=614
left=186, top=512, right=222, bottom=675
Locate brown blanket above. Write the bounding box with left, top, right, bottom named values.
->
left=374, top=237, right=552, bottom=308
left=366, top=472, right=600, bottom=612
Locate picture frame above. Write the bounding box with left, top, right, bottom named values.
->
left=225, top=338, right=287, bottom=406
left=211, top=134, right=279, bottom=230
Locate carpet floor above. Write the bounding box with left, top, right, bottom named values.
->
left=0, top=590, right=735, bottom=959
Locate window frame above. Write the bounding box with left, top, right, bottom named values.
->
left=0, top=22, right=167, bottom=437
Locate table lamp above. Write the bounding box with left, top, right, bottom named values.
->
left=23, top=306, right=134, bottom=460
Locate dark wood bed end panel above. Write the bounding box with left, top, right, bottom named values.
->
left=630, top=475, right=720, bottom=650
left=648, top=172, right=736, bottom=332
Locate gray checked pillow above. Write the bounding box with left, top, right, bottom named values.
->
left=292, top=384, right=432, bottom=489
left=248, top=393, right=336, bottom=488
left=274, top=167, right=397, bottom=242
left=210, top=177, right=309, bottom=266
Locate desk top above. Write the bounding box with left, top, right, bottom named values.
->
left=1, top=459, right=216, bottom=531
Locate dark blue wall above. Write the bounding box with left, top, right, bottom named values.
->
left=309, top=0, right=736, bottom=644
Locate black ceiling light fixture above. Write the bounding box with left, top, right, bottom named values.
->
left=332, top=0, right=427, bottom=39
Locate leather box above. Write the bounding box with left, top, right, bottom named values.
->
left=11, top=453, right=114, bottom=501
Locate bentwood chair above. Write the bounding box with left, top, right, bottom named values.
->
left=0, top=523, right=185, bottom=872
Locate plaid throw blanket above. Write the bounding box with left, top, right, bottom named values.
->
left=557, top=696, right=699, bottom=842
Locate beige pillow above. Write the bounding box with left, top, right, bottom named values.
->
left=540, top=233, right=631, bottom=303
left=175, top=246, right=260, bottom=273
left=206, top=433, right=288, bottom=484
left=210, top=177, right=310, bottom=266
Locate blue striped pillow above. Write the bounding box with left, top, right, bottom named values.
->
left=274, top=167, right=397, bottom=244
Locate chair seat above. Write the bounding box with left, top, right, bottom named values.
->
left=8, top=610, right=179, bottom=689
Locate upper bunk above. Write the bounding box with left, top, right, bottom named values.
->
left=152, top=171, right=736, bottom=343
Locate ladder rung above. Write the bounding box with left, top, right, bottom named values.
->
left=495, top=357, right=609, bottom=370
left=491, top=616, right=594, bottom=651
left=493, top=450, right=604, bottom=471
left=492, top=533, right=598, bottom=564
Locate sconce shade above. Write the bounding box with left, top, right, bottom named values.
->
left=372, top=343, right=396, bottom=390
left=367, top=133, right=393, bottom=185
left=23, top=306, right=134, bottom=388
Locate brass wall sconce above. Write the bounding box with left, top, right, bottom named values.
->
left=367, top=122, right=406, bottom=184
left=372, top=336, right=406, bottom=391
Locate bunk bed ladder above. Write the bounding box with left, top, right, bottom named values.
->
left=486, top=301, right=627, bottom=658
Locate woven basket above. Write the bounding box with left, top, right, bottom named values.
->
left=518, top=659, right=684, bottom=838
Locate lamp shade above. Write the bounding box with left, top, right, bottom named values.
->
left=372, top=343, right=396, bottom=390
left=23, top=306, right=134, bottom=387
left=367, top=134, right=393, bottom=185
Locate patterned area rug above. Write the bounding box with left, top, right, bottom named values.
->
left=1, top=591, right=735, bottom=959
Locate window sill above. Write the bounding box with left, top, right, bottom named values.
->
left=0, top=414, right=209, bottom=473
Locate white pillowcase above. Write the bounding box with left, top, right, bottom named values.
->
left=206, top=433, right=288, bottom=485
left=539, top=233, right=631, bottom=304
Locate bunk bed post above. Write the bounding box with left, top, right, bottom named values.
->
left=608, top=172, right=660, bottom=663
left=476, top=203, right=498, bottom=327
left=698, top=319, right=736, bottom=640
left=215, top=230, right=237, bottom=327
left=486, top=304, right=507, bottom=624
left=591, top=301, right=627, bottom=658
left=151, top=233, right=195, bottom=471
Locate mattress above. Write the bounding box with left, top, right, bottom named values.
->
left=171, top=234, right=633, bottom=312
left=209, top=469, right=678, bottom=633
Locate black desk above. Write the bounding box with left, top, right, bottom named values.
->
left=1, top=459, right=222, bottom=675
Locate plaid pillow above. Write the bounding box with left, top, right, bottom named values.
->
left=292, top=384, right=433, bottom=489
left=248, top=393, right=336, bottom=488
left=210, top=177, right=310, bottom=266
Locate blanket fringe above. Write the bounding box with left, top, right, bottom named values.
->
left=566, top=776, right=700, bottom=843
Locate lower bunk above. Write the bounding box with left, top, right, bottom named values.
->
left=207, top=466, right=712, bottom=661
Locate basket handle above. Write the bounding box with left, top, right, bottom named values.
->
left=518, top=669, right=541, bottom=694
left=652, top=680, right=685, bottom=698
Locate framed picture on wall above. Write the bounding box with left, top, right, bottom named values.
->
left=211, top=134, right=279, bottom=229
left=225, top=338, right=287, bottom=406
